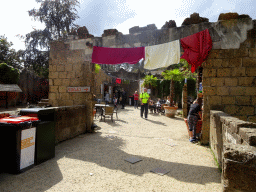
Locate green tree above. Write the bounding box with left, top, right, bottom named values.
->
left=143, top=75, right=158, bottom=97
left=0, top=63, right=20, bottom=84
left=20, top=0, right=80, bottom=78
left=0, top=36, right=22, bottom=70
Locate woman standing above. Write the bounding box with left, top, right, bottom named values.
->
left=133, top=91, right=139, bottom=109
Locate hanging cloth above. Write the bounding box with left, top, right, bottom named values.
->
left=180, top=29, right=212, bottom=73
left=116, top=78, right=121, bottom=84
left=144, top=40, right=180, bottom=70
left=92, top=46, right=145, bottom=65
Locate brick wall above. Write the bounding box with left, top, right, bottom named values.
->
left=202, top=30, right=256, bottom=144
left=210, top=110, right=256, bottom=192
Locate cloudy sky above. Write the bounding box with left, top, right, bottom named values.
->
left=1, top=0, right=255, bottom=51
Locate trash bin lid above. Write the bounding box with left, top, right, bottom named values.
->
left=0, top=116, right=39, bottom=124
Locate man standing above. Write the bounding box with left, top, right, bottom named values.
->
left=121, top=88, right=127, bottom=109
left=187, top=99, right=202, bottom=143
left=140, top=88, right=150, bottom=119
left=133, top=91, right=139, bottom=109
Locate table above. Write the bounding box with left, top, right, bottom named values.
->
left=94, top=104, right=110, bottom=119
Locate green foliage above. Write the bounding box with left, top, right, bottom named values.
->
left=95, top=64, right=101, bottom=73
left=156, top=80, right=170, bottom=98
left=19, top=0, right=80, bottom=78
left=162, top=68, right=184, bottom=82
left=0, top=36, right=22, bottom=70
left=143, top=75, right=158, bottom=87
left=0, top=63, right=20, bottom=84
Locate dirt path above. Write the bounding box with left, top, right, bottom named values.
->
left=0, top=106, right=222, bottom=192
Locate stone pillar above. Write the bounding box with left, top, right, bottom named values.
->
left=182, top=84, right=188, bottom=118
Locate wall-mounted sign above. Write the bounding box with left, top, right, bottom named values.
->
left=67, top=87, right=90, bottom=92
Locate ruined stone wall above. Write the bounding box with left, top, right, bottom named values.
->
left=49, top=40, right=95, bottom=131
left=94, top=69, right=112, bottom=100
left=210, top=110, right=256, bottom=192
left=53, top=105, right=91, bottom=144
left=202, top=21, right=256, bottom=144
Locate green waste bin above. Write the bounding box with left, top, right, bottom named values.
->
left=0, top=116, right=40, bottom=174
left=20, top=108, right=55, bottom=165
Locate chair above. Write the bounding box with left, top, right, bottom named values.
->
left=102, top=106, right=114, bottom=122
left=113, top=106, right=118, bottom=120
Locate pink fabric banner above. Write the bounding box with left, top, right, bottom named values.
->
left=92, top=46, right=145, bottom=64
left=180, top=29, right=212, bottom=73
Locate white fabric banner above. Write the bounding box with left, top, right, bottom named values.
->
left=144, top=40, right=180, bottom=70
left=20, top=127, right=36, bottom=170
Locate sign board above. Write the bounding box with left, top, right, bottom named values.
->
left=20, top=128, right=36, bottom=170
left=67, top=87, right=90, bottom=92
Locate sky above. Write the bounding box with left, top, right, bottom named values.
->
left=1, top=0, right=256, bottom=51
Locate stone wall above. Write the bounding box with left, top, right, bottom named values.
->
left=210, top=110, right=256, bottom=191
left=53, top=105, right=92, bottom=144
left=202, top=20, right=256, bottom=144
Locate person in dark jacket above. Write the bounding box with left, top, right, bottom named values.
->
left=120, top=88, right=127, bottom=109
left=187, top=99, right=202, bottom=143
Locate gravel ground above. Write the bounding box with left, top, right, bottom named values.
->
left=0, top=106, right=222, bottom=192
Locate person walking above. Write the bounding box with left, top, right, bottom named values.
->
left=121, top=88, right=127, bottom=109
left=140, top=88, right=150, bottom=119
left=187, top=99, right=202, bottom=143
left=133, top=91, right=139, bottom=109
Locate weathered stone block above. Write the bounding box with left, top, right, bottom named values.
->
left=238, top=77, right=255, bottom=86
left=49, top=72, right=59, bottom=79
left=245, top=87, right=256, bottom=96
left=223, top=144, right=256, bottom=192
left=245, top=67, right=256, bottom=76
left=239, top=128, right=256, bottom=146
left=66, top=72, right=75, bottom=78
left=236, top=106, right=255, bottom=116
left=224, top=78, right=238, bottom=86
left=208, top=96, right=222, bottom=105
left=252, top=96, right=256, bottom=105
left=248, top=116, right=256, bottom=123
left=57, top=65, right=65, bottom=72
left=249, top=48, right=256, bottom=57
left=206, top=59, right=222, bottom=68
left=48, top=93, right=56, bottom=100
left=59, top=86, right=67, bottom=93
left=217, top=68, right=231, bottom=77
left=208, top=50, right=222, bottom=59
left=202, top=77, right=210, bottom=86
left=229, top=87, right=246, bottom=95
left=49, top=65, right=57, bottom=72
left=59, top=72, right=67, bottom=79
left=210, top=78, right=224, bottom=86
left=233, top=115, right=248, bottom=122
left=203, top=87, right=217, bottom=95
left=234, top=48, right=249, bottom=57
left=235, top=96, right=251, bottom=105
left=217, top=87, right=229, bottom=95
left=224, top=105, right=238, bottom=115
left=221, top=59, right=229, bottom=68
left=65, top=64, right=73, bottom=72
left=203, top=68, right=216, bottom=77
left=62, top=79, right=70, bottom=86
left=222, top=96, right=236, bottom=104
left=228, top=58, right=242, bottom=68
left=49, top=79, right=53, bottom=86
left=60, top=93, right=70, bottom=100
left=243, top=57, right=256, bottom=67
left=53, top=79, right=62, bottom=86
left=50, top=86, right=58, bottom=93
left=231, top=67, right=246, bottom=77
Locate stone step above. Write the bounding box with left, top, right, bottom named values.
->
left=41, top=99, right=49, bottom=102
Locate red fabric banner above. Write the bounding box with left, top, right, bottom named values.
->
left=116, top=78, right=121, bottom=84
left=92, top=46, right=145, bottom=64
left=180, top=29, right=212, bottom=73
